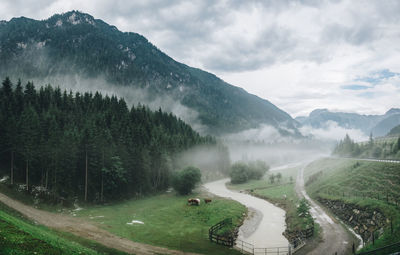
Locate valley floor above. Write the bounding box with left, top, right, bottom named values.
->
left=0, top=187, right=245, bottom=255
left=0, top=192, right=205, bottom=255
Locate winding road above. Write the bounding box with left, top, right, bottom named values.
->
left=204, top=179, right=288, bottom=248
left=295, top=164, right=359, bottom=255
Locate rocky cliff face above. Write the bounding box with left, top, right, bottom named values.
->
left=317, top=198, right=388, bottom=242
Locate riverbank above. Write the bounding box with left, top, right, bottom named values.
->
left=204, top=179, right=288, bottom=248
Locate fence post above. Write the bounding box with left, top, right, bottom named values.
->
left=372, top=231, right=375, bottom=245
left=289, top=244, right=291, bottom=255
left=391, top=217, right=393, bottom=234
left=352, top=242, right=355, bottom=254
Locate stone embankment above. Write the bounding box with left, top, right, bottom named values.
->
left=317, top=198, right=387, bottom=242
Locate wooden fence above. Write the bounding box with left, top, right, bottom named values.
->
left=326, top=190, right=400, bottom=209
left=235, top=239, right=296, bottom=255
left=356, top=241, right=400, bottom=255
left=209, top=218, right=235, bottom=247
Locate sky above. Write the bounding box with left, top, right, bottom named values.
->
left=1, top=0, right=400, bottom=118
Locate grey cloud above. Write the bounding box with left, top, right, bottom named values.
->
left=321, top=22, right=379, bottom=46
left=1, top=0, right=400, bottom=74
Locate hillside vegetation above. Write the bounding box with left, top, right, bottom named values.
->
left=0, top=202, right=126, bottom=255
left=333, top=134, right=400, bottom=159
left=304, top=158, right=400, bottom=253
left=0, top=77, right=227, bottom=203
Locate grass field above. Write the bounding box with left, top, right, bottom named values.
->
left=304, top=158, right=400, bottom=253
left=74, top=191, right=246, bottom=255
left=0, top=202, right=127, bottom=255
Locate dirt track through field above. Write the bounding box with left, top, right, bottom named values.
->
left=0, top=192, right=199, bottom=255
left=295, top=165, right=358, bottom=255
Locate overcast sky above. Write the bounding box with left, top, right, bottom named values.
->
left=1, top=0, right=400, bottom=117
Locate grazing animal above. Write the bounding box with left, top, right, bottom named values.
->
left=204, top=198, right=212, bottom=204
left=188, top=198, right=200, bottom=206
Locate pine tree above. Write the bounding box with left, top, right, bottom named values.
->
left=19, top=105, right=40, bottom=190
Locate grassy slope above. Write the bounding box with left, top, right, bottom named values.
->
left=0, top=202, right=127, bottom=255
left=74, top=192, right=245, bottom=255
left=304, top=158, right=400, bottom=253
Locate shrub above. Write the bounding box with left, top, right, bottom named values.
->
left=230, top=163, right=249, bottom=184
left=230, top=160, right=269, bottom=184
left=172, top=166, right=201, bottom=195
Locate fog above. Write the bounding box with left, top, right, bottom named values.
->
left=222, top=124, right=332, bottom=168
left=299, top=121, right=368, bottom=142
left=23, top=74, right=209, bottom=134
left=173, top=144, right=230, bottom=181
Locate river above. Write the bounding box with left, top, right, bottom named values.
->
left=204, top=179, right=288, bottom=248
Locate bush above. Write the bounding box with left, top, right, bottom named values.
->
left=230, top=163, right=249, bottom=184
left=230, top=160, right=269, bottom=184
left=171, top=166, right=201, bottom=195
left=247, top=160, right=269, bottom=180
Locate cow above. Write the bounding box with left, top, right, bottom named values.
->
left=204, top=198, right=212, bottom=204
left=188, top=198, right=200, bottom=206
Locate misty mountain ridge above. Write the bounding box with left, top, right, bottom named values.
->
left=296, top=108, right=400, bottom=137
left=388, top=124, right=400, bottom=136
left=0, top=10, right=300, bottom=136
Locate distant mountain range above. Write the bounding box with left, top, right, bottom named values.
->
left=0, top=11, right=299, bottom=136
left=296, top=108, right=400, bottom=137
left=388, top=124, right=400, bottom=136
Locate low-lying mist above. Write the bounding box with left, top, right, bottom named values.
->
left=222, top=124, right=333, bottom=168
left=173, top=144, right=230, bottom=182
left=299, top=121, right=368, bottom=142
left=21, top=74, right=209, bottom=134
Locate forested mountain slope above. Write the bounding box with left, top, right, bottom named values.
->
left=0, top=78, right=222, bottom=202
left=0, top=11, right=298, bottom=135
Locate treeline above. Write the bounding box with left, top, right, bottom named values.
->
left=0, top=77, right=216, bottom=202
left=333, top=134, right=400, bottom=159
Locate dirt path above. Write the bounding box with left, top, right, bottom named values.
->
left=295, top=165, right=357, bottom=255
left=0, top=192, right=199, bottom=255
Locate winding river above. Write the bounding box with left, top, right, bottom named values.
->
left=204, top=179, right=288, bottom=248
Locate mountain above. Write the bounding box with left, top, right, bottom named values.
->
left=296, top=108, right=400, bottom=137
left=0, top=11, right=299, bottom=136
left=387, top=124, right=400, bottom=136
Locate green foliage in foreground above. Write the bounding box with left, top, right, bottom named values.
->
left=171, top=166, right=201, bottom=195
left=75, top=193, right=245, bottom=255
left=229, top=160, right=269, bottom=184
left=304, top=158, right=400, bottom=252
left=0, top=203, right=126, bottom=255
